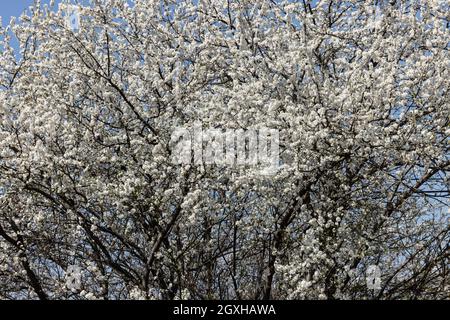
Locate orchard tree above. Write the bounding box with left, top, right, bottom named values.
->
left=0, top=0, right=448, bottom=300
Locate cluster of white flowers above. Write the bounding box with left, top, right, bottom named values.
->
left=0, top=0, right=448, bottom=300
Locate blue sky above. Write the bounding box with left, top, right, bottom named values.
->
left=1, top=0, right=54, bottom=26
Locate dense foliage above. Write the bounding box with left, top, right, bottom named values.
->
left=0, top=0, right=448, bottom=299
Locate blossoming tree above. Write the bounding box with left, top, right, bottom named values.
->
left=0, top=0, right=448, bottom=300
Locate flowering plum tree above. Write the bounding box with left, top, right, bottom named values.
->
left=0, top=0, right=448, bottom=300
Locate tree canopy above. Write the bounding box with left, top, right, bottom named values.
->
left=0, top=0, right=448, bottom=300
